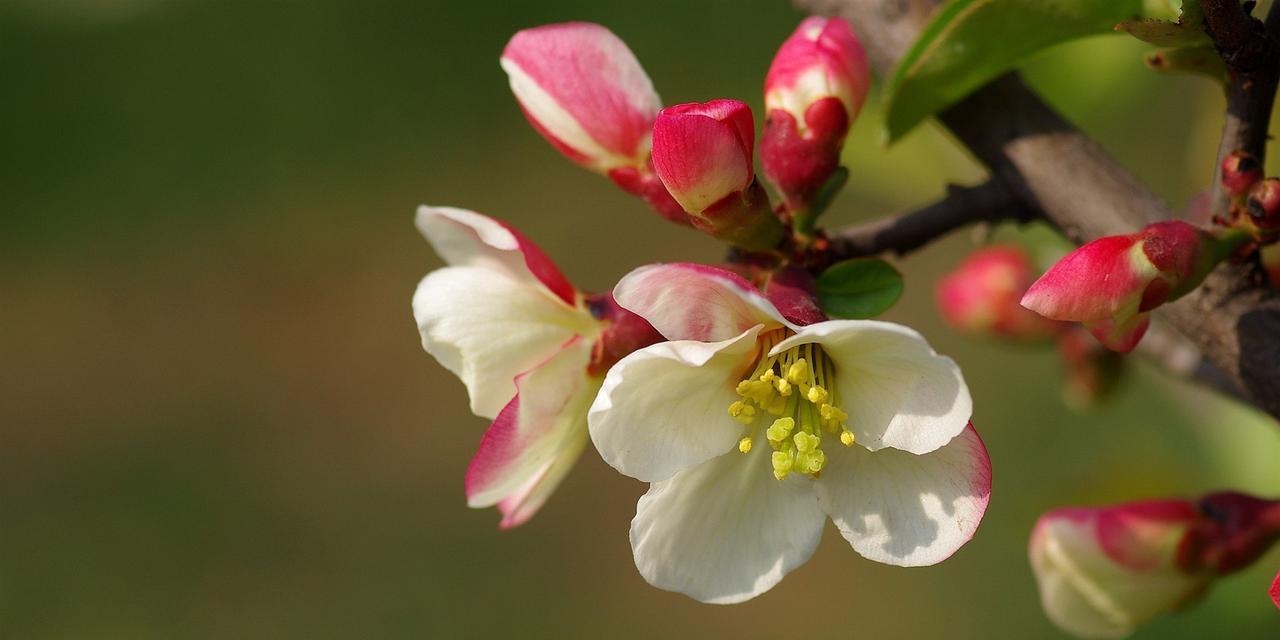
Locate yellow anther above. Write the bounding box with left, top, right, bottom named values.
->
left=738, top=436, right=753, bottom=453
left=793, top=431, right=820, bottom=453
left=728, top=400, right=747, bottom=417
left=795, top=449, right=826, bottom=474
left=806, top=385, right=828, bottom=404
left=771, top=450, right=794, bottom=480
left=839, top=429, right=856, bottom=447
left=766, top=417, right=795, bottom=443
left=786, top=358, right=809, bottom=384
left=774, top=378, right=792, bottom=396
left=759, top=369, right=776, bottom=383
left=820, top=403, right=848, bottom=423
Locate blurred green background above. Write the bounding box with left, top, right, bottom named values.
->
left=3, top=0, right=1278, bottom=637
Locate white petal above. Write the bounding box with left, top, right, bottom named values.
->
left=414, top=266, right=594, bottom=418
left=465, top=338, right=596, bottom=510
left=630, top=446, right=825, bottom=604
left=816, top=424, right=991, bottom=567
left=613, top=263, right=789, bottom=342
left=588, top=327, right=761, bottom=483
left=775, top=320, right=971, bottom=454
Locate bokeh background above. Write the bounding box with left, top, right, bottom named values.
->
left=4, top=0, right=1279, bottom=637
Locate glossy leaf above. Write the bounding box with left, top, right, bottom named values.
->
left=815, top=258, right=904, bottom=318
left=885, top=0, right=1147, bottom=142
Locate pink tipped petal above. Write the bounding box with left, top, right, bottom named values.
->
left=588, top=328, right=762, bottom=483
left=816, top=423, right=990, bottom=567
left=495, top=428, right=589, bottom=530
left=652, top=101, right=754, bottom=214
left=775, top=321, right=971, bottom=454
left=613, top=263, right=788, bottom=342
left=1086, top=313, right=1150, bottom=354
left=465, top=337, right=595, bottom=510
left=416, top=206, right=576, bottom=305
left=413, top=265, right=595, bottom=418
left=629, top=445, right=825, bottom=604
left=501, top=22, right=660, bottom=173
left=1021, top=236, right=1148, bottom=323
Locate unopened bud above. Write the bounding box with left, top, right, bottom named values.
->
left=1221, top=151, right=1262, bottom=197
left=761, top=17, right=869, bottom=211
left=652, top=100, right=785, bottom=250
left=935, top=246, right=1065, bottom=341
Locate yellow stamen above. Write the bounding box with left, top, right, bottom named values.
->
left=738, top=436, right=753, bottom=453
left=839, top=429, right=856, bottom=447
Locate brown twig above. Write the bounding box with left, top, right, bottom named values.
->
left=1206, top=0, right=1280, bottom=215
left=797, top=0, right=1280, bottom=420
left=826, top=180, right=1037, bottom=258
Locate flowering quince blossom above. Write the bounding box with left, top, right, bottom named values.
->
left=587, top=263, right=990, bottom=603
left=500, top=22, right=686, bottom=224
left=413, top=206, right=659, bottom=528
left=652, top=100, right=785, bottom=250
left=935, top=245, right=1065, bottom=341
left=1021, top=221, right=1229, bottom=353
left=761, top=16, right=870, bottom=211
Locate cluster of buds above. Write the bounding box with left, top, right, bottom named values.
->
left=1021, top=221, right=1242, bottom=352
left=1220, top=151, right=1280, bottom=243
left=502, top=18, right=869, bottom=253
left=1030, top=492, right=1280, bottom=638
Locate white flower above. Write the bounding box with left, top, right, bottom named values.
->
left=587, top=263, right=991, bottom=602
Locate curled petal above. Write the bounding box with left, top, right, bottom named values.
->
left=465, top=337, right=595, bottom=523
left=501, top=22, right=660, bottom=173
left=774, top=320, right=971, bottom=454
left=816, top=423, right=990, bottom=567
left=630, top=445, right=825, bottom=603
left=613, top=263, right=787, bottom=342
left=494, top=429, right=589, bottom=530
left=588, top=328, right=761, bottom=483
left=652, top=100, right=755, bottom=214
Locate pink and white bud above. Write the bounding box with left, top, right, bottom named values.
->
left=501, top=22, right=661, bottom=175
left=935, top=246, right=1065, bottom=341
left=1030, top=500, right=1209, bottom=638
left=652, top=100, right=785, bottom=250
left=1021, top=221, right=1225, bottom=353
left=760, top=17, right=870, bottom=210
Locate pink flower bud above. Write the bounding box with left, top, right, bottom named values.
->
left=1030, top=500, right=1210, bottom=638
left=760, top=17, right=870, bottom=210
left=935, top=246, right=1065, bottom=341
left=652, top=100, right=785, bottom=250
left=1221, top=151, right=1262, bottom=198
left=1270, top=570, right=1280, bottom=609
left=501, top=23, right=661, bottom=175
left=1021, top=221, right=1223, bottom=353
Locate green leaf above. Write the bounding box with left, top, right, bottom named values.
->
left=885, top=0, right=1147, bottom=142
left=815, top=258, right=904, bottom=319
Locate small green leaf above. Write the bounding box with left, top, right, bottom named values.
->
left=885, top=0, right=1148, bottom=142
left=815, top=258, right=904, bottom=319
left=1117, top=0, right=1207, bottom=46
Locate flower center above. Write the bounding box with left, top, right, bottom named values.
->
left=727, top=328, right=853, bottom=480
